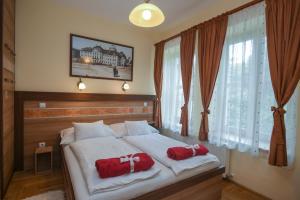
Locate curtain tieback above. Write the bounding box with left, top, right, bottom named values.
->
left=201, top=109, right=210, bottom=115
left=200, top=109, right=210, bottom=134
left=180, top=104, right=188, bottom=123
left=271, top=106, right=286, bottom=145
left=155, top=98, right=161, bottom=104
left=155, top=98, right=161, bottom=109
left=181, top=104, right=188, bottom=112
left=271, top=106, right=286, bottom=115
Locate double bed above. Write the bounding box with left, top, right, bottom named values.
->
left=61, top=126, right=224, bottom=200
left=15, top=92, right=225, bottom=199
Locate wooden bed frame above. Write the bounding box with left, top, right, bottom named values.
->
left=61, top=141, right=225, bottom=200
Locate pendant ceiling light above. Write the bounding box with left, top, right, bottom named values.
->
left=129, top=0, right=165, bottom=28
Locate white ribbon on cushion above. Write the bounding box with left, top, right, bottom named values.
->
left=185, top=144, right=200, bottom=156
left=120, top=154, right=140, bottom=173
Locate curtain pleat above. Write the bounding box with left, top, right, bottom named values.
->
left=154, top=41, right=165, bottom=128
left=180, top=28, right=196, bottom=136
left=198, top=16, right=228, bottom=141
left=265, top=0, right=300, bottom=166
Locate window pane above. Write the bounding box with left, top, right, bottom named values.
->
left=161, top=37, right=184, bottom=133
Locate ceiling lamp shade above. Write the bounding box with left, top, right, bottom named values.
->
left=129, top=1, right=165, bottom=28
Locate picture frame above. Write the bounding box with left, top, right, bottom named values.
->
left=70, top=34, right=134, bottom=81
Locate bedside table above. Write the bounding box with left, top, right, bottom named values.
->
left=35, top=146, right=53, bottom=174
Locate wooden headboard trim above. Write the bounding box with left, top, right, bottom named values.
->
left=14, top=91, right=156, bottom=171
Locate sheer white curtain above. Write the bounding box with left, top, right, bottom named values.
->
left=188, top=34, right=202, bottom=136
left=161, top=36, right=201, bottom=135
left=161, top=37, right=184, bottom=133
left=209, top=2, right=297, bottom=164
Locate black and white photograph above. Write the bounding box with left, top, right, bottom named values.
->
left=70, top=34, right=134, bottom=81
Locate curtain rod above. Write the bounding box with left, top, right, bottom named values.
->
left=155, top=0, right=264, bottom=45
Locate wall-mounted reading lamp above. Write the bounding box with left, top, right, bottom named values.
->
left=77, top=78, right=86, bottom=90
left=122, top=81, right=130, bottom=92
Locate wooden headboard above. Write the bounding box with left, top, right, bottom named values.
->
left=14, top=91, right=156, bottom=171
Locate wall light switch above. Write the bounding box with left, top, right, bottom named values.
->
left=144, top=102, right=148, bottom=107
left=39, top=102, right=46, bottom=108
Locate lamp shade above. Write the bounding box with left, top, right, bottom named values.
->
left=122, top=81, right=130, bottom=91
left=78, top=78, right=86, bottom=90
left=129, top=3, right=165, bottom=28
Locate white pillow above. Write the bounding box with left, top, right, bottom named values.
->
left=74, top=122, right=114, bottom=141
left=110, top=122, right=159, bottom=137
left=60, top=127, right=75, bottom=145
left=125, top=120, right=152, bottom=136
left=60, top=120, right=104, bottom=144
left=109, top=123, right=128, bottom=138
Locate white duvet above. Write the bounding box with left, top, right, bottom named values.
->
left=69, top=136, right=160, bottom=195
left=124, top=133, right=220, bottom=175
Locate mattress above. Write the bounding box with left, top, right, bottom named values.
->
left=63, top=140, right=221, bottom=200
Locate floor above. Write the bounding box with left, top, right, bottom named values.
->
left=4, top=169, right=269, bottom=200
left=4, top=170, right=64, bottom=200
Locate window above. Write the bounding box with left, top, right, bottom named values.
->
left=161, top=38, right=183, bottom=133
left=208, top=2, right=297, bottom=163
left=188, top=43, right=202, bottom=136
left=161, top=37, right=201, bottom=135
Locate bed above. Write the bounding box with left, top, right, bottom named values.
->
left=61, top=128, right=224, bottom=200
left=15, top=92, right=225, bottom=199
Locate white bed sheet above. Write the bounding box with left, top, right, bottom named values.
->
left=69, top=137, right=160, bottom=194
left=64, top=143, right=221, bottom=200
left=64, top=145, right=173, bottom=200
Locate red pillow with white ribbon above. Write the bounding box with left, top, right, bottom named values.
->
left=95, top=153, right=155, bottom=178
left=167, top=144, right=209, bottom=160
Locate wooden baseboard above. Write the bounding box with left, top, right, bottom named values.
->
left=228, top=179, right=271, bottom=199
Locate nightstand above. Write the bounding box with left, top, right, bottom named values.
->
left=35, top=146, right=53, bottom=174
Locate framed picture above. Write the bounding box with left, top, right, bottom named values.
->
left=70, top=34, right=134, bottom=81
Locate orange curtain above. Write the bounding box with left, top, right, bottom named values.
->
left=266, top=0, right=300, bottom=166
left=154, top=41, right=165, bottom=128
left=180, top=28, right=196, bottom=136
left=198, top=16, right=228, bottom=141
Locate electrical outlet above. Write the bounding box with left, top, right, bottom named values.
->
left=144, top=102, right=148, bottom=107
left=38, top=142, right=46, bottom=147
left=39, top=102, right=46, bottom=108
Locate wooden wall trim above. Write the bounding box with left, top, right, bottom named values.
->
left=14, top=92, right=23, bottom=171
left=14, top=91, right=156, bottom=171
left=0, top=0, right=3, bottom=197
left=2, top=0, right=16, bottom=197
left=15, top=91, right=156, bottom=102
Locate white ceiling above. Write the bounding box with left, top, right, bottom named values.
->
left=52, top=0, right=219, bottom=32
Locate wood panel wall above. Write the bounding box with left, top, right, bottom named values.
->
left=1, top=0, right=15, bottom=197
left=15, top=92, right=156, bottom=171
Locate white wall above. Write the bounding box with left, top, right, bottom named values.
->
left=155, top=0, right=300, bottom=199
left=16, top=0, right=155, bottom=94
left=153, top=0, right=254, bottom=43
left=230, top=130, right=300, bottom=200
